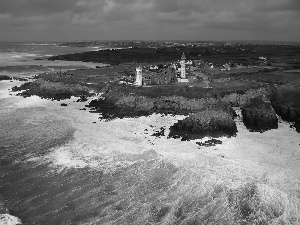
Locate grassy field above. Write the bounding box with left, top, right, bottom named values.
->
left=232, top=71, right=300, bottom=86
left=72, top=66, right=126, bottom=76
left=206, top=67, right=261, bottom=75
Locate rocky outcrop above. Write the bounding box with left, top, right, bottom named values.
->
left=90, top=89, right=238, bottom=120
left=12, top=79, right=92, bottom=101
left=196, top=139, right=222, bottom=147
left=270, top=86, right=300, bottom=121
left=168, top=109, right=237, bottom=140
left=91, top=83, right=241, bottom=119
left=241, top=98, right=278, bottom=132
left=0, top=75, right=12, bottom=81
left=272, top=104, right=300, bottom=122
left=270, top=86, right=300, bottom=132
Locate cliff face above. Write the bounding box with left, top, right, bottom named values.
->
left=241, top=98, right=278, bottom=132
left=270, top=86, right=300, bottom=132
left=114, top=95, right=220, bottom=114
left=272, top=104, right=300, bottom=122
left=168, top=109, right=237, bottom=140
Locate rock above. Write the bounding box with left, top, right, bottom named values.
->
left=272, top=104, right=300, bottom=122
left=18, top=77, right=28, bottom=81
left=271, top=86, right=300, bottom=122
left=11, top=78, right=92, bottom=101
left=168, top=109, right=237, bottom=140
left=295, top=118, right=300, bottom=133
left=0, top=75, right=12, bottom=81
left=242, top=98, right=278, bottom=132
left=61, top=103, right=68, bottom=106
left=151, top=127, right=165, bottom=137
left=196, top=139, right=222, bottom=147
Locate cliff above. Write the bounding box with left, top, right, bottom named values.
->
left=270, top=86, right=300, bottom=132
left=241, top=98, right=278, bottom=132
left=168, top=109, right=237, bottom=140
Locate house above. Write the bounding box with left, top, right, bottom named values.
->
left=259, top=56, right=267, bottom=60
left=149, top=65, right=159, bottom=70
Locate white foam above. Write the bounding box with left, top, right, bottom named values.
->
left=0, top=214, right=22, bottom=225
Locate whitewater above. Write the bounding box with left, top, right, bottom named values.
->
left=0, top=43, right=300, bottom=224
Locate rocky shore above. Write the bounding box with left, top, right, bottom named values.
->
left=12, top=78, right=93, bottom=101
left=168, top=109, right=237, bottom=140
left=241, top=98, right=278, bottom=132
left=270, top=86, right=300, bottom=133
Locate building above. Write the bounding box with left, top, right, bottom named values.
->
left=134, top=66, right=143, bottom=86
left=177, top=53, right=189, bottom=83
left=143, top=69, right=177, bottom=85
left=180, top=53, right=186, bottom=78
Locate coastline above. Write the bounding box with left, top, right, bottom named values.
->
left=1, top=79, right=300, bottom=224
left=2, top=78, right=300, bottom=184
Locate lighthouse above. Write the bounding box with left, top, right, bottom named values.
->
left=134, top=66, right=143, bottom=86
left=177, top=53, right=189, bottom=83
left=180, top=53, right=186, bottom=79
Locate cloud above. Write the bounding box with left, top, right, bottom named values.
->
left=0, top=0, right=299, bottom=41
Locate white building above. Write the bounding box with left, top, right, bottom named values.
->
left=259, top=56, right=267, bottom=60
left=177, top=53, right=189, bottom=83
left=134, top=66, right=143, bottom=86
left=149, top=65, right=159, bottom=70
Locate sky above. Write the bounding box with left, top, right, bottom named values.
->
left=0, top=0, right=300, bottom=42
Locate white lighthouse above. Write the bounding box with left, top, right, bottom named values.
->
left=180, top=52, right=186, bottom=79
left=177, top=53, right=189, bottom=83
left=134, top=66, right=143, bottom=86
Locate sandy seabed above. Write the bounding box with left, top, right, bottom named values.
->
left=1, top=80, right=300, bottom=224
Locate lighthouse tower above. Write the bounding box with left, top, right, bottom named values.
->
left=180, top=53, right=186, bottom=79
left=177, top=53, right=189, bottom=83
left=134, top=66, right=143, bottom=86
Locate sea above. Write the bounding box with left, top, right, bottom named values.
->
left=0, top=42, right=300, bottom=225
left=0, top=42, right=111, bottom=78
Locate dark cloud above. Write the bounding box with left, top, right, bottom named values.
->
left=0, top=0, right=79, bottom=16
left=0, top=0, right=299, bottom=41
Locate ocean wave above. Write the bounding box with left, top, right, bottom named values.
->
left=2, top=53, right=41, bottom=59
left=23, top=43, right=57, bottom=46
left=0, top=214, right=22, bottom=225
